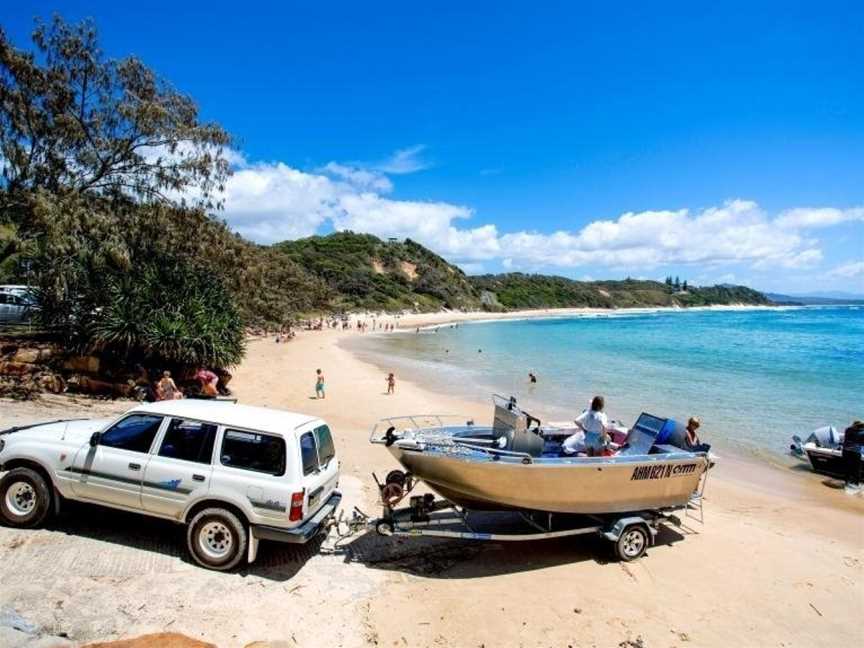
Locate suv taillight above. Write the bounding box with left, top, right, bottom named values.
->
left=288, top=490, right=305, bottom=521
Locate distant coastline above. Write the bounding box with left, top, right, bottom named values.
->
left=385, top=302, right=787, bottom=330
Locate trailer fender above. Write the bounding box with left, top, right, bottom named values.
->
left=602, top=516, right=656, bottom=544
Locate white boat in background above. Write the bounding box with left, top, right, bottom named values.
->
left=370, top=395, right=711, bottom=515
left=791, top=426, right=847, bottom=477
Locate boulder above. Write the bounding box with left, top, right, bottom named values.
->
left=67, top=375, right=133, bottom=398
left=63, top=356, right=101, bottom=374
left=82, top=633, right=216, bottom=648
left=11, top=348, right=40, bottom=364
left=0, top=361, right=38, bottom=376
left=37, top=373, right=66, bottom=394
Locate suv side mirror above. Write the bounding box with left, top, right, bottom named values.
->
left=89, top=431, right=102, bottom=448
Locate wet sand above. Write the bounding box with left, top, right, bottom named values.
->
left=1, top=326, right=862, bottom=647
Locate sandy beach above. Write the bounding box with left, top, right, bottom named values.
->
left=1, top=323, right=862, bottom=647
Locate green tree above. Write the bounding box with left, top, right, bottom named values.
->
left=0, top=16, right=232, bottom=267
left=91, top=257, right=245, bottom=368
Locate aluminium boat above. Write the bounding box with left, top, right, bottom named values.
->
left=370, top=395, right=711, bottom=515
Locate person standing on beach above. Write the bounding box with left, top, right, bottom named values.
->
left=529, top=372, right=537, bottom=384
left=315, top=369, right=326, bottom=399
left=386, top=372, right=396, bottom=395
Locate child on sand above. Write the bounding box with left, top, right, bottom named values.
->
left=315, top=369, right=325, bottom=399
left=386, top=372, right=396, bottom=395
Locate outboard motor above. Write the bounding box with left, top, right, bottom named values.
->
left=792, top=425, right=841, bottom=456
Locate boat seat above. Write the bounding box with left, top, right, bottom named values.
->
left=509, top=426, right=546, bottom=456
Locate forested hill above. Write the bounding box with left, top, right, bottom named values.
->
left=274, top=232, right=773, bottom=312
left=470, top=273, right=772, bottom=310
left=274, top=233, right=481, bottom=311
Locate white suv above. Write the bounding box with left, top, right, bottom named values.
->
left=0, top=400, right=341, bottom=571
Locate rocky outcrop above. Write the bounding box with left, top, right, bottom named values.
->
left=0, top=342, right=115, bottom=400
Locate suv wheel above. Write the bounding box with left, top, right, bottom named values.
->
left=0, top=467, right=53, bottom=528
left=186, top=508, right=247, bottom=571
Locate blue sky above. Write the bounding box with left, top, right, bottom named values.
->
left=2, top=1, right=863, bottom=293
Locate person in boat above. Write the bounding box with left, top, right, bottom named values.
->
left=564, top=395, right=610, bottom=456
left=685, top=416, right=711, bottom=452
left=842, top=420, right=863, bottom=493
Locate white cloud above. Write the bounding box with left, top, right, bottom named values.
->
left=216, top=152, right=858, bottom=277
left=320, top=162, right=393, bottom=193
left=374, top=145, right=430, bottom=174
left=828, top=260, right=864, bottom=279
left=457, top=262, right=486, bottom=274
left=334, top=193, right=501, bottom=260
left=774, top=206, right=864, bottom=229
left=218, top=152, right=495, bottom=252
left=222, top=161, right=339, bottom=241
left=497, top=200, right=821, bottom=270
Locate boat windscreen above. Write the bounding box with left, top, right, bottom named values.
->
left=619, top=413, right=668, bottom=456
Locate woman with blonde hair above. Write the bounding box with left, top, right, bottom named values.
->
left=157, top=370, right=183, bottom=401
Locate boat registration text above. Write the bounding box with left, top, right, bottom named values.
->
left=630, top=463, right=699, bottom=481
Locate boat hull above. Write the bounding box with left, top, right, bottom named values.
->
left=389, top=446, right=708, bottom=514
left=804, top=445, right=846, bottom=478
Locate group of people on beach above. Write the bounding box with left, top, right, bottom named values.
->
left=136, top=368, right=222, bottom=402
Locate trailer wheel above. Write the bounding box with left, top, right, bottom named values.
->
left=385, top=470, right=406, bottom=486
left=614, top=525, right=649, bottom=561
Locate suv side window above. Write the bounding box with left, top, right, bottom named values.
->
left=101, top=415, right=163, bottom=453
left=300, top=432, right=318, bottom=476
left=159, top=418, right=217, bottom=464
left=221, top=429, right=285, bottom=476
left=314, top=425, right=335, bottom=468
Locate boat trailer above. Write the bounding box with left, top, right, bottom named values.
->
left=330, top=469, right=696, bottom=562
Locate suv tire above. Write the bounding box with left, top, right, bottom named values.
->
left=0, top=467, right=53, bottom=528
left=186, top=508, right=247, bottom=571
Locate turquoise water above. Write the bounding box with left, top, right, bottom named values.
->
left=348, top=307, right=863, bottom=460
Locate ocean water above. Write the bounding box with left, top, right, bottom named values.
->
left=347, top=307, right=863, bottom=461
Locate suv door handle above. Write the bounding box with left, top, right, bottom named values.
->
left=128, top=462, right=141, bottom=471
left=192, top=474, right=205, bottom=482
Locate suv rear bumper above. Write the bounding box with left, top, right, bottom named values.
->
left=251, top=491, right=342, bottom=544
